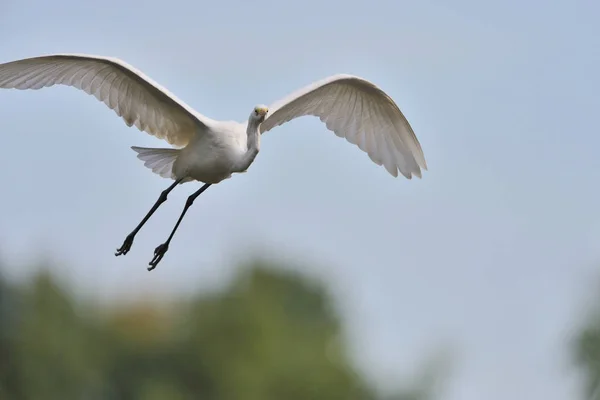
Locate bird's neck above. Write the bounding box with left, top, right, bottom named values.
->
left=236, top=120, right=261, bottom=172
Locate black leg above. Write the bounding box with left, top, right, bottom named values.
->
left=148, top=183, right=212, bottom=271
left=115, top=178, right=183, bottom=257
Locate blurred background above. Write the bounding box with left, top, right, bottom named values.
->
left=0, top=0, right=599, bottom=399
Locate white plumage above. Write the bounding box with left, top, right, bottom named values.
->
left=0, top=53, right=428, bottom=269
left=260, top=73, right=427, bottom=178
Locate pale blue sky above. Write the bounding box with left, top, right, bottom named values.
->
left=1, top=0, right=599, bottom=398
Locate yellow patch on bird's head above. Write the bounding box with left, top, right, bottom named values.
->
left=254, top=105, right=269, bottom=116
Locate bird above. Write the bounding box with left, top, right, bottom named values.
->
left=0, top=53, right=428, bottom=270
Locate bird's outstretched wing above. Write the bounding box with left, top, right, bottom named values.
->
left=0, top=54, right=215, bottom=147
left=260, top=74, right=427, bottom=178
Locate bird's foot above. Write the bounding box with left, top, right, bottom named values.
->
left=115, top=233, right=135, bottom=256
left=148, top=243, right=169, bottom=271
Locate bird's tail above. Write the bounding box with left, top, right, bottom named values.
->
left=131, top=146, right=180, bottom=179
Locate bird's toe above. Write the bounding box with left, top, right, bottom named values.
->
left=115, top=234, right=135, bottom=256
left=148, top=243, right=169, bottom=271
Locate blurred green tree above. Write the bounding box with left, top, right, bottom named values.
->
left=574, top=288, right=600, bottom=399
left=0, top=271, right=22, bottom=399
left=8, top=272, right=112, bottom=400
left=0, top=258, right=443, bottom=400
left=179, top=262, right=373, bottom=400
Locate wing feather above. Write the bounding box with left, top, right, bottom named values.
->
left=260, top=74, right=427, bottom=178
left=0, top=53, right=215, bottom=147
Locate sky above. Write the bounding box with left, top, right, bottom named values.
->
left=0, top=0, right=599, bottom=398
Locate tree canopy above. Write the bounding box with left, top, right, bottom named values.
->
left=0, top=259, right=438, bottom=400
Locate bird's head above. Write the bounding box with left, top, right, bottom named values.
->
left=250, top=104, right=269, bottom=122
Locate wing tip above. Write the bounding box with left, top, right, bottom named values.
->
left=393, top=165, right=425, bottom=180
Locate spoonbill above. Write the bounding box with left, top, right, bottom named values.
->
left=0, top=54, right=427, bottom=270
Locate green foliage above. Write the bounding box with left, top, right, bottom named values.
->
left=574, top=298, right=600, bottom=399
left=0, top=260, right=437, bottom=400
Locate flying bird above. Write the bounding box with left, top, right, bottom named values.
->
left=0, top=54, right=428, bottom=270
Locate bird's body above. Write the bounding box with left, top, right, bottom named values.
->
left=145, top=120, right=253, bottom=184
left=0, top=53, right=428, bottom=270
left=174, top=125, right=243, bottom=183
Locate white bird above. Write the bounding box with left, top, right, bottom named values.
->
left=0, top=53, right=427, bottom=270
